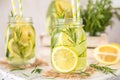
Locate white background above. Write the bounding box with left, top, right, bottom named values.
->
left=0, top=0, right=120, bottom=56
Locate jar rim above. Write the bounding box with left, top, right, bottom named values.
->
left=55, top=18, right=83, bottom=25
left=9, top=16, right=33, bottom=23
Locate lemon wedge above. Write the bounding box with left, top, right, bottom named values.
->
left=8, top=39, right=20, bottom=58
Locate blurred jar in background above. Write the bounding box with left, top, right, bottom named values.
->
left=46, top=0, right=73, bottom=35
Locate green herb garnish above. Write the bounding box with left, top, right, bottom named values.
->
left=10, top=11, right=14, bottom=17
left=10, top=68, right=25, bottom=71
left=22, top=73, right=29, bottom=77
left=81, top=0, right=120, bottom=36
left=79, top=72, right=90, bottom=76
left=62, top=26, right=77, bottom=45
left=46, top=77, right=55, bottom=80
left=51, top=27, right=59, bottom=49
left=31, top=66, right=42, bottom=74
left=90, top=64, right=117, bottom=76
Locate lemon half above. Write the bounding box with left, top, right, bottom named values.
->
left=94, top=44, right=120, bottom=65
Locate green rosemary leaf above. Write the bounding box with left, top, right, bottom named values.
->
left=79, top=50, right=86, bottom=57
left=57, top=12, right=65, bottom=18
left=62, top=27, right=77, bottom=45
left=10, top=11, right=14, bottom=17
left=79, top=40, right=86, bottom=45
left=6, top=48, right=9, bottom=58
left=46, top=78, right=55, bottom=80
left=79, top=72, right=90, bottom=76
left=10, top=68, right=25, bottom=71
left=90, top=64, right=117, bottom=76
left=80, top=0, right=119, bottom=36
left=31, top=67, right=42, bottom=74
left=51, top=27, right=60, bottom=49
left=22, top=73, right=29, bottom=77
left=68, top=39, right=74, bottom=45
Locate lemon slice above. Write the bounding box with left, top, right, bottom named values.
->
left=19, top=24, right=35, bottom=46
left=24, top=40, right=35, bottom=58
left=94, top=44, right=120, bottom=65
left=74, top=40, right=86, bottom=56
left=8, top=39, right=34, bottom=58
left=75, top=57, right=86, bottom=71
left=8, top=39, right=20, bottom=58
left=55, top=0, right=71, bottom=12
left=52, top=46, right=78, bottom=73
left=59, top=0, right=71, bottom=11
left=55, top=0, right=64, bottom=14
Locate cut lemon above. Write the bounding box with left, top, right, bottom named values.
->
left=73, top=40, right=86, bottom=56
left=8, top=39, right=20, bottom=58
left=52, top=46, right=78, bottom=73
left=55, top=0, right=71, bottom=12
left=94, top=44, right=120, bottom=65
left=19, top=25, right=35, bottom=46
left=8, top=39, right=34, bottom=58
left=112, top=43, right=120, bottom=49
left=55, top=0, right=64, bottom=14
left=75, top=57, right=86, bottom=71
left=59, top=0, right=71, bottom=11
left=23, top=40, right=34, bottom=58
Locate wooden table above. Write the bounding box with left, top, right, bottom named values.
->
left=0, top=46, right=120, bottom=80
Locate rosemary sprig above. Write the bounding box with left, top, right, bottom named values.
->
left=62, top=26, right=77, bottom=45
left=79, top=50, right=86, bottom=57
left=22, top=73, right=29, bottom=77
left=56, top=12, right=65, bottom=18
left=31, top=66, right=42, bottom=74
left=10, top=11, right=14, bottom=17
left=79, top=72, right=90, bottom=76
left=6, top=48, right=9, bottom=58
left=10, top=68, right=25, bottom=71
left=81, top=0, right=120, bottom=36
left=51, top=27, right=59, bottom=49
left=90, top=64, right=117, bottom=76
left=46, top=78, right=55, bottom=80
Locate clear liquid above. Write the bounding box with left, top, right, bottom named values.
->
left=51, top=25, right=87, bottom=73
left=5, top=22, right=35, bottom=66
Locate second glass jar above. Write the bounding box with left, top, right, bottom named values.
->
left=51, top=19, right=87, bottom=73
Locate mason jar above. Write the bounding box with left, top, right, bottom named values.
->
left=5, top=17, right=36, bottom=66
left=51, top=19, right=87, bottom=73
